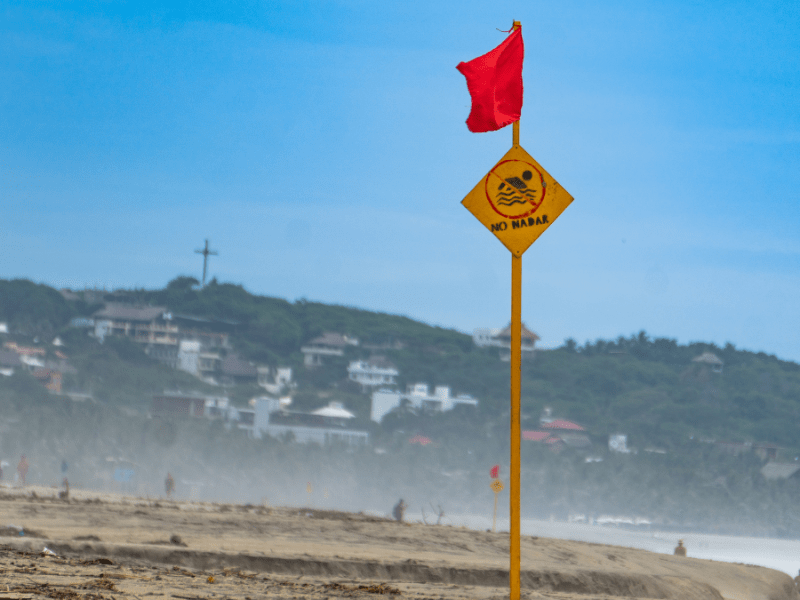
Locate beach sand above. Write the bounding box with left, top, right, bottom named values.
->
left=0, top=485, right=796, bottom=600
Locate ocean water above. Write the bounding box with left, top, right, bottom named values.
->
left=407, top=513, right=800, bottom=577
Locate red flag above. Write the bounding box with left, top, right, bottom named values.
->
left=490, top=464, right=500, bottom=479
left=457, top=28, right=524, bottom=133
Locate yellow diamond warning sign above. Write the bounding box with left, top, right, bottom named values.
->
left=461, top=145, right=573, bottom=257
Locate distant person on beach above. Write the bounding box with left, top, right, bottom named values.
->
left=59, top=477, right=69, bottom=500
left=17, top=455, right=29, bottom=486
left=674, top=539, right=686, bottom=556
left=165, top=473, right=175, bottom=497
left=392, top=499, right=407, bottom=522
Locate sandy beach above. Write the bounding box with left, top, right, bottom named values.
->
left=0, top=485, right=796, bottom=600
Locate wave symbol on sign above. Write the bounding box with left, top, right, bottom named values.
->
left=495, top=170, right=539, bottom=207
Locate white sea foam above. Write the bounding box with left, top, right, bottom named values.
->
left=406, top=512, right=800, bottom=576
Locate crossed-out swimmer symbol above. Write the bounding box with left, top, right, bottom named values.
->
left=486, top=160, right=546, bottom=219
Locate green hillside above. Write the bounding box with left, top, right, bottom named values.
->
left=1, top=277, right=799, bottom=450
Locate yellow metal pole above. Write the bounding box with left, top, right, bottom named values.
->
left=493, top=490, right=498, bottom=533
left=510, top=23, right=522, bottom=594
left=510, top=24, right=522, bottom=598
left=510, top=252, right=522, bottom=600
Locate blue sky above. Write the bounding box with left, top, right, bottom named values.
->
left=1, top=1, right=798, bottom=359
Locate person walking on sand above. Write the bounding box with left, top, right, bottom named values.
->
left=165, top=473, right=175, bottom=498
left=59, top=477, right=69, bottom=500
left=392, top=499, right=407, bottom=522
left=17, top=455, right=29, bottom=486
left=674, top=539, right=687, bottom=556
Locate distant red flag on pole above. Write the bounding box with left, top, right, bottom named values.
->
left=457, top=27, right=524, bottom=133
left=490, top=464, right=500, bottom=479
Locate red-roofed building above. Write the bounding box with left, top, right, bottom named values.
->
left=544, top=436, right=565, bottom=453
left=524, top=427, right=590, bottom=451
left=32, top=368, right=62, bottom=394
left=3, top=342, right=46, bottom=356
left=542, top=419, right=585, bottom=431
left=408, top=434, right=433, bottom=446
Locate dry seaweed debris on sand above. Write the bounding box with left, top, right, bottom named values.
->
left=87, top=577, right=117, bottom=591
left=221, top=567, right=256, bottom=579
left=80, top=557, right=113, bottom=565
left=323, top=582, right=401, bottom=595
left=7, top=583, right=110, bottom=600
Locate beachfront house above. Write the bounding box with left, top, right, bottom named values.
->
left=237, top=397, right=369, bottom=446
left=370, top=383, right=478, bottom=423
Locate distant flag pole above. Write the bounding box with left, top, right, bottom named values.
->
left=490, top=467, right=503, bottom=533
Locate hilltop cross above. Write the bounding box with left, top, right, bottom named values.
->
left=194, top=239, right=218, bottom=287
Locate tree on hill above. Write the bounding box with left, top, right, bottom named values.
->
left=166, top=276, right=200, bottom=291
left=0, top=279, right=75, bottom=335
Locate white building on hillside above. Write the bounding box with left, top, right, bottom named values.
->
left=301, top=332, right=358, bottom=367
left=347, top=358, right=398, bottom=390
left=257, top=366, right=294, bottom=394
left=238, top=397, right=368, bottom=446
left=473, top=323, right=539, bottom=361
left=370, top=383, right=478, bottom=423
left=609, top=434, right=631, bottom=454
left=692, top=351, right=724, bottom=373
left=177, top=340, right=202, bottom=375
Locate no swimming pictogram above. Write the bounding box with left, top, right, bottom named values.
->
left=485, top=159, right=546, bottom=220
left=461, top=144, right=573, bottom=257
